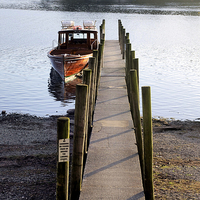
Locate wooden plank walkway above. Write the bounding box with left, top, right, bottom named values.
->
left=79, top=40, right=145, bottom=200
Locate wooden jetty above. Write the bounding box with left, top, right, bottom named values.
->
left=79, top=40, right=145, bottom=199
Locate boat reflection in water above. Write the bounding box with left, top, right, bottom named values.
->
left=48, top=67, right=82, bottom=103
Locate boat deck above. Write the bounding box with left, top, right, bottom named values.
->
left=50, top=49, right=93, bottom=56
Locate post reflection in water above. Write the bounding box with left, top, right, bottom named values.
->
left=48, top=68, right=82, bottom=103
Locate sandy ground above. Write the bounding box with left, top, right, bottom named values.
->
left=0, top=113, right=200, bottom=199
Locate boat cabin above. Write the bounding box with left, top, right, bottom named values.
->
left=57, top=21, right=98, bottom=53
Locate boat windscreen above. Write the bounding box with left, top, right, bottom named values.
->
left=72, top=33, right=87, bottom=39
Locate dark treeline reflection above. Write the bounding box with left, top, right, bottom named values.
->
left=1, top=0, right=200, bottom=15
left=58, top=0, right=200, bottom=6
left=59, top=0, right=200, bottom=4
left=47, top=0, right=200, bottom=16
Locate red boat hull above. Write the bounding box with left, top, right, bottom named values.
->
left=48, top=52, right=92, bottom=81
left=64, top=54, right=92, bottom=77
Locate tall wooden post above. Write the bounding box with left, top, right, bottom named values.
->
left=93, top=50, right=98, bottom=104
left=96, top=44, right=103, bottom=95
left=102, top=19, right=105, bottom=34
left=56, top=117, right=70, bottom=200
left=130, top=70, right=144, bottom=188
left=120, top=25, right=123, bottom=52
left=125, top=39, right=130, bottom=71
left=142, top=86, right=154, bottom=200
left=88, top=57, right=96, bottom=132
left=100, top=39, right=105, bottom=68
left=122, top=28, right=126, bottom=59
left=83, top=69, right=92, bottom=152
left=118, top=19, right=121, bottom=44
left=132, top=58, right=139, bottom=86
left=70, top=84, right=88, bottom=200
left=125, top=43, right=131, bottom=83
left=100, top=25, right=102, bottom=40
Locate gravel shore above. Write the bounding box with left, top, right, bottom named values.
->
left=153, top=118, right=200, bottom=199
left=0, top=113, right=199, bottom=199
left=0, top=113, right=74, bottom=200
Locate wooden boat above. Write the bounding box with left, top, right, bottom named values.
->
left=48, top=21, right=98, bottom=82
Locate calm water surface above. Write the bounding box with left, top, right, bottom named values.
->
left=1, top=1, right=200, bottom=120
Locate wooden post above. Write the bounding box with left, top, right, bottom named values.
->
left=118, top=19, right=121, bottom=44
left=96, top=43, right=103, bottom=95
left=101, top=38, right=105, bottom=48
left=70, top=84, right=88, bottom=200
left=128, top=45, right=133, bottom=78
left=83, top=69, right=92, bottom=152
left=126, top=50, right=135, bottom=103
left=132, top=58, right=139, bottom=86
left=100, top=39, right=105, bottom=68
left=93, top=49, right=98, bottom=100
left=125, top=33, right=129, bottom=59
left=126, top=32, right=129, bottom=40
left=56, top=117, right=70, bottom=200
left=100, top=25, right=102, bottom=40
left=88, top=57, right=96, bottom=131
left=120, top=25, right=123, bottom=52
left=102, top=33, right=105, bottom=41
left=126, top=49, right=135, bottom=104
left=125, top=43, right=131, bottom=83
left=142, top=86, right=154, bottom=200
left=125, top=38, right=130, bottom=69
left=100, top=39, right=105, bottom=51
left=129, top=70, right=144, bottom=188
left=131, top=51, right=135, bottom=64
left=122, top=28, right=126, bottom=59
left=102, top=19, right=105, bottom=34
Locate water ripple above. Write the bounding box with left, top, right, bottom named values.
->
left=1, top=5, right=200, bottom=119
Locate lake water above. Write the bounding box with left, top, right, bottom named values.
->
left=1, top=0, right=200, bottom=120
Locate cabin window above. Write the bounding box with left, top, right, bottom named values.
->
left=90, top=33, right=94, bottom=39
left=68, top=33, right=87, bottom=41
left=73, top=33, right=87, bottom=39
left=68, top=33, right=87, bottom=44
left=60, top=33, right=66, bottom=44
left=69, top=33, right=73, bottom=41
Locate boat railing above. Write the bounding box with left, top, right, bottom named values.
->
left=91, top=39, right=98, bottom=50
left=52, top=39, right=58, bottom=49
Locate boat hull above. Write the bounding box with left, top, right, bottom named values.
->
left=48, top=52, right=92, bottom=81
left=64, top=54, right=92, bottom=77
left=48, top=54, right=64, bottom=79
